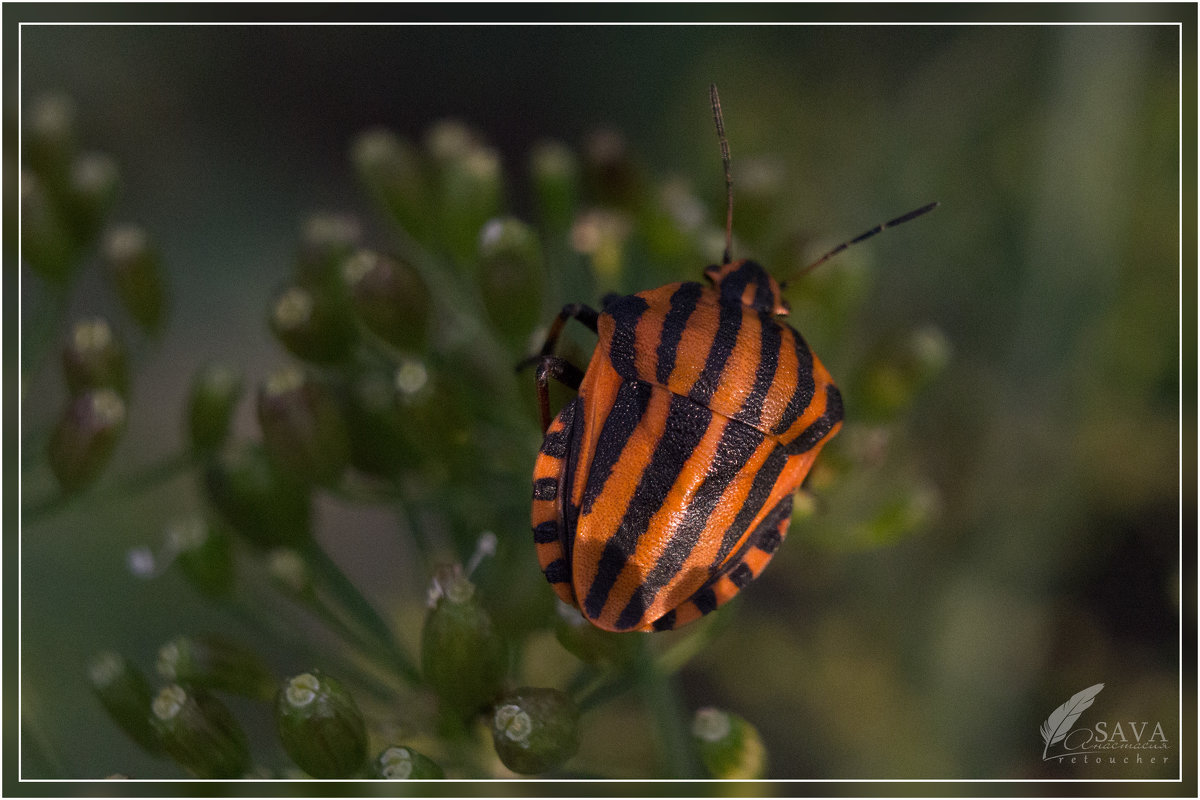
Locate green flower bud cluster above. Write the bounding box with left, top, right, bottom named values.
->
left=351, top=122, right=547, bottom=343
left=416, top=566, right=581, bottom=775
left=47, top=318, right=130, bottom=493
left=157, top=634, right=275, bottom=701
left=22, top=95, right=118, bottom=284
left=88, top=638, right=270, bottom=778
left=62, top=96, right=950, bottom=782
left=90, top=640, right=416, bottom=780
left=23, top=96, right=171, bottom=498
left=23, top=93, right=167, bottom=313
left=247, top=209, right=455, bottom=493
left=61, top=317, right=129, bottom=398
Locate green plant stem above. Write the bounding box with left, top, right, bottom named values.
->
left=392, top=499, right=435, bottom=578
left=657, top=608, right=734, bottom=675
left=299, top=541, right=421, bottom=685
left=298, top=585, right=413, bottom=687
left=219, top=587, right=405, bottom=708
left=22, top=449, right=196, bottom=526
left=572, top=666, right=627, bottom=714
left=633, top=637, right=702, bottom=778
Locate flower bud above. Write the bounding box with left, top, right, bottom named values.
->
left=529, top=139, right=579, bottom=235
left=48, top=388, right=125, bottom=493
left=420, top=566, right=506, bottom=718
left=86, top=651, right=164, bottom=756
left=570, top=209, right=631, bottom=285
left=341, top=366, right=420, bottom=476
left=553, top=600, right=637, bottom=666
left=204, top=439, right=311, bottom=548
left=151, top=684, right=250, bottom=778
left=583, top=129, right=640, bottom=210
left=477, top=218, right=541, bottom=344
left=427, top=117, right=480, bottom=159
left=266, top=547, right=313, bottom=597
left=25, top=94, right=77, bottom=185
left=428, top=122, right=503, bottom=266
left=490, top=687, right=579, bottom=775
left=157, top=634, right=275, bottom=700
left=104, top=225, right=167, bottom=334
left=64, top=152, right=119, bottom=245
left=343, top=249, right=430, bottom=351
left=269, top=284, right=357, bottom=365
left=373, top=745, right=444, bottom=779
left=351, top=128, right=431, bottom=241
left=165, top=514, right=235, bottom=597
left=21, top=169, right=77, bottom=284
left=185, top=362, right=242, bottom=454
left=256, top=367, right=351, bottom=487
left=276, top=671, right=368, bottom=778
left=296, top=213, right=362, bottom=287
left=61, top=317, right=128, bottom=397
left=691, top=707, right=767, bottom=779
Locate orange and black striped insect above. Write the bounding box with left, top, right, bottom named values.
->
left=523, top=85, right=936, bottom=632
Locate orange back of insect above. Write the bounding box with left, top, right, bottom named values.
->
left=530, top=259, right=842, bottom=631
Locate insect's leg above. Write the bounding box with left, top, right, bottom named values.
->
left=519, top=303, right=597, bottom=431
left=650, top=494, right=795, bottom=631
left=517, top=303, right=600, bottom=372
left=543, top=302, right=601, bottom=351
left=535, top=356, right=584, bottom=432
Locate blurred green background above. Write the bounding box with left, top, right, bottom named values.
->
left=16, top=19, right=1189, bottom=783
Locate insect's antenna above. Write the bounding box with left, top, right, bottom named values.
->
left=710, top=83, right=734, bottom=265
left=796, top=201, right=939, bottom=279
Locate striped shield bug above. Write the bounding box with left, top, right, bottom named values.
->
left=523, top=85, right=936, bottom=632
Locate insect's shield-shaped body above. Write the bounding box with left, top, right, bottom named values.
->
left=531, top=259, right=842, bottom=631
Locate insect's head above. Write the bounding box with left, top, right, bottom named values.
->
left=704, top=259, right=790, bottom=316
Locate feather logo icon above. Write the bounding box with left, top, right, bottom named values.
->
left=1040, top=683, right=1105, bottom=760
